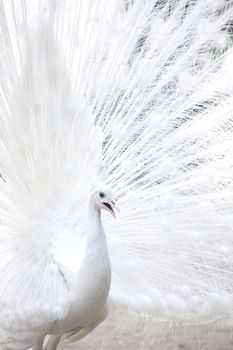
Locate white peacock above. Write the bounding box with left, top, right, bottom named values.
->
left=0, top=0, right=233, bottom=349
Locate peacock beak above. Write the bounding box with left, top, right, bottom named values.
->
left=103, top=201, right=119, bottom=218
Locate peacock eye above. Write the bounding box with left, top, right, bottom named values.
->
left=99, top=192, right=105, bottom=198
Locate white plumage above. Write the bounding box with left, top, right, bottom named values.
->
left=0, top=0, right=233, bottom=349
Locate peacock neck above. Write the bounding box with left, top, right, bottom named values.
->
left=89, top=197, right=100, bottom=218
left=88, top=197, right=104, bottom=239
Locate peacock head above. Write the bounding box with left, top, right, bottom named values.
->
left=93, top=188, right=119, bottom=218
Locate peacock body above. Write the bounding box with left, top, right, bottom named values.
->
left=0, top=0, right=233, bottom=349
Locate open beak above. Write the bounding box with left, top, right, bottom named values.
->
left=103, top=201, right=119, bottom=218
